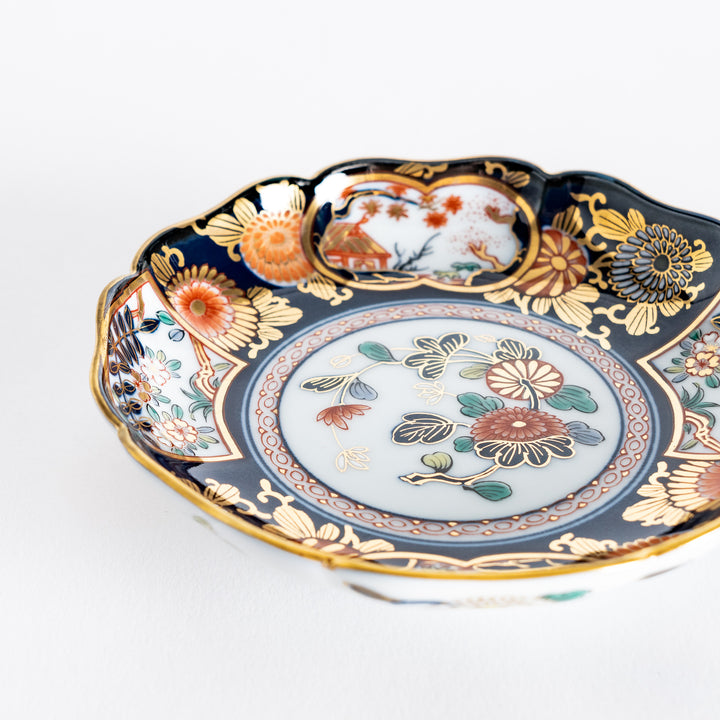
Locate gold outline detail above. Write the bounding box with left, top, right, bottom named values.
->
left=96, top=273, right=246, bottom=462
left=301, top=173, right=540, bottom=293
left=638, top=287, right=720, bottom=459
left=90, top=157, right=720, bottom=581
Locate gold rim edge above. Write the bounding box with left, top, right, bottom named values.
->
left=89, top=157, right=720, bottom=583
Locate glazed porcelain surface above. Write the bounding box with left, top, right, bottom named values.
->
left=92, top=157, right=720, bottom=604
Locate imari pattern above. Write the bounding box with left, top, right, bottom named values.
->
left=93, top=156, right=720, bottom=584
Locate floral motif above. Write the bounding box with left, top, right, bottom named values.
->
left=151, top=417, right=199, bottom=451
left=164, top=264, right=255, bottom=350
left=693, top=331, right=720, bottom=355
left=194, top=180, right=314, bottom=284
left=608, top=224, right=700, bottom=304
left=139, top=355, right=172, bottom=387
left=321, top=178, right=522, bottom=284
left=105, top=280, right=238, bottom=458
left=301, top=333, right=604, bottom=500
left=470, top=407, right=573, bottom=468
left=623, top=460, right=720, bottom=526
left=514, top=228, right=587, bottom=297
left=653, top=320, right=720, bottom=455
left=154, top=256, right=302, bottom=358
left=256, top=479, right=394, bottom=556
left=685, top=352, right=720, bottom=378
left=316, top=404, right=370, bottom=430
left=483, top=207, right=610, bottom=349
left=485, top=359, right=563, bottom=404
left=579, top=193, right=712, bottom=336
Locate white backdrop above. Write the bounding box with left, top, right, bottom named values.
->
left=3, top=1, right=720, bottom=717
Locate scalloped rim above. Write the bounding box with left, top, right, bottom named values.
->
left=90, top=156, right=720, bottom=582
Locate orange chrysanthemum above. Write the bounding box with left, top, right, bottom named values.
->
left=515, top=229, right=588, bottom=297
left=240, top=209, right=314, bottom=283
left=172, top=277, right=235, bottom=337
left=165, top=265, right=258, bottom=351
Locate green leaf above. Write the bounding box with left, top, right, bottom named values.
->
left=707, top=375, right=720, bottom=389
left=157, top=310, right=175, bottom=325
left=171, top=404, right=183, bottom=419
left=454, top=436, right=475, bottom=453
left=467, top=481, right=512, bottom=501
left=671, top=357, right=685, bottom=365
left=457, top=392, right=503, bottom=417
left=664, top=366, right=686, bottom=374
left=681, top=439, right=699, bottom=450
left=421, top=452, right=453, bottom=472
left=689, top=329, right=702, bottom=341
left=459, top=363, right=491, bottom=379
left=166, top=359, right=181, bottom=371
left=146, top=406, right=160, bottom=422
left=391, top=413, right=457, bottom=445
left=546, top=385, right=597, bottom=413
left=300, top=375, right=352, bottom=393
left=358, top=341, right=396, bottom=362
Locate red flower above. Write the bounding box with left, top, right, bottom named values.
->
left=470, top=406, right=568, bottom=443
left=469, top=406, right=573, bottom=468
left=424, top=211, right=448, bottom=229
left=316, top=404, right=370, bottom=430
left=443, top=195, right=463, bottom=214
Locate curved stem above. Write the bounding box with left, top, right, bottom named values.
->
left=400, top=464, right=500, bottom=486
left=521, top=379, right=539, bottom=410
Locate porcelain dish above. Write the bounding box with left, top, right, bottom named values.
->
left=92, top=157, right=720, bottom=606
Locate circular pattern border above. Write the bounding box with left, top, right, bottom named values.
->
left=249, top=302, right=652, bottom=540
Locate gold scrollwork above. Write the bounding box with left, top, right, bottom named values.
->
left=394, top=161, right=449, bottom=180
left=483, top=161, right=531, bottom=189
left=296, top=272, right=353, bottom=306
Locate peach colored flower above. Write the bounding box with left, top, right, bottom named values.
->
left=151, top=418, right=198, bottom=450
left=685, top=351, right=720, bottom=377
left=485, top=359, right=563, bottom=401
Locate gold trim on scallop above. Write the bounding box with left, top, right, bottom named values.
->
left=638, top=286, right=720, bottom=460
left=92, top=273, right=720, bottom=580
left=90, top=156, right=720, bottom=581
left=97, top=272, right=246, bottom=462
left=301, top=173, right=541, bottom=293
